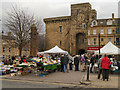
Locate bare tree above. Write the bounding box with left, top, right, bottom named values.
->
left=5, top=6, right=37, bottom=57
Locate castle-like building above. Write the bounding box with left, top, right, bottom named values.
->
left=44, top=2, right=120, bottom=55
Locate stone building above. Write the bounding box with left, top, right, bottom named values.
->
left=1, top=32, right=30, bottom=60
left=44, top=2, right=120, bottom=55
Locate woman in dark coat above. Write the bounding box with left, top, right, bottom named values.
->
left=74, top=55, right=80, bottom=71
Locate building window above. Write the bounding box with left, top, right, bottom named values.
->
left=100, top=29, right=104, bottom=34
left=59, top=26, right=62, bottom=32
left=9, top=55, right=11, bottom=59
left=108, top=28, right=112, bottom=34
left=93, top=21, right=96, bottom=26
left=108, top=38, right=112, bottom=42
left=9, top=48, right=11, bottom=52
left=101, top=38, right=104, bottom=42
left=116, top=38, right=119, bottom=45
left=3, top=47, right=5, bottom=52
left=60, top=41, right=62, bottom=46
left=88, top=38, right=90, bottom=45
left=88, top=30, right=90, bottom=35
left=3, top=40, right=5, bottom=44
left=93, top=38, right=97, bottom=45
left=116, top=28, right=119, bottom=34
left=107, top=20, right=112, bottom=25
left=100, top=22, right=103, bottom=24
left=3, top=55, right=5, bottom=59
left=93, top=29, right=96, bottom=35
left=9, top=40, right=11, bottom=44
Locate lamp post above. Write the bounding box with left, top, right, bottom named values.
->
left=98, top=33, right=100, bottom=56
left=113, top=29, right=116, bottom=45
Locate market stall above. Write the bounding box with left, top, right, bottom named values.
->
left=95, top=42, right=120, bottom=73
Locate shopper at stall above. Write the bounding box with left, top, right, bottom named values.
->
left=60, top=54, right=64, bottom=72
left=101, top=54, right=111, bottom=81
left=74, top=55, right=80, bottom=71
left=62, top=54, right=69, bottom=73
left=68, top=54, right=73, bottom=70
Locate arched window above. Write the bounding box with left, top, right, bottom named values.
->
left=92, top=20, right=97, bottom=26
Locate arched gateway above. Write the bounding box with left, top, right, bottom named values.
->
left=76, top=33, right=86, bottom=55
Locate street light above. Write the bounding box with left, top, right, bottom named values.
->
left=98, top=33, right=100, bottom=56
left=113, top=29, right=116, bottom=45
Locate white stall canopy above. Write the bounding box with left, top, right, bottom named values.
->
left=95, top=42, right=120, bottom=55
left=44, top=45, right=68, bottom=54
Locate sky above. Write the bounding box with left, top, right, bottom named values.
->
left=0, top=0, right=120, bottom=33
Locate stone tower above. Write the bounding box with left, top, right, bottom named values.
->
left=70, top=3, right=97, bottom=55
left=30, top=21, right=38, bottom=57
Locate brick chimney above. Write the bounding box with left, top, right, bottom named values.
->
left=8, top=32, right=11, bottom=36
left=112, top=13, right=114, bottom=19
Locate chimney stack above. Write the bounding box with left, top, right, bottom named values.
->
left=112, top=13, right=114, bottom=19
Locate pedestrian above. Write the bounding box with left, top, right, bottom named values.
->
left=68, top=54, right=73, bottom=70
left=74, top=55, right=80, bottom=71
left=90, top=54, right=95, bottom=73
left=62, top=54, right=69, bottom=73
left=101, top=54, right=111, bottom=81
left=80, top=54, right=86, bottom=72
left=60, top=54, right=64, bottom=72
left=98, top=55, right=103, bottom=79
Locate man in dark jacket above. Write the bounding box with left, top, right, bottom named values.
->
left=74, top=55, right=80, bottom=71
left=62, top=54, right=69, bottom=73
left=90, top=54, right=95, bottom=73
left=60, top=54, right=64, bottom=72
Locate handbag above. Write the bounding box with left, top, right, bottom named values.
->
left=109, top=64, right=111, bottom=68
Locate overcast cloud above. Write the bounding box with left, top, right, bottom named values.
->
left=0, top=0, right=120, bottom=33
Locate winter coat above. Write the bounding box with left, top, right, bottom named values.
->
left=62, top=56, right=69, bottom=65
left=68, top=55, right=73, bottom=63
left=74, top=57, right=79, bottom=65
left=101, top=57, right=111, bottom=69
left=98, top=57, right=103, bottom=69
left=90, top=56, right=95, bottom=65
left=60, top=56, right=64, bottom=64
left=80, top=56, right=85, bottom=64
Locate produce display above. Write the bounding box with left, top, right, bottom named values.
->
left=0, top=55, right=61, bottom=76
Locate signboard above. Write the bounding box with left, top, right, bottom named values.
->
left=87, top=47, right=102, bottom=51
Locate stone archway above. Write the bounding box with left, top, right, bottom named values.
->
left=76, top=33, right=86, bottom=55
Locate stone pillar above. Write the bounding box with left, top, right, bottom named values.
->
left=30, top=21, right=38, bottom=57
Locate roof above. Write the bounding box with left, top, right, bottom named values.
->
left=44, top=16, right=71, bottom=22
left=92, top=18, right=120, bottom=26
left=2, top=35, right=15, bottom=40
left=71, top=2, right=91, bottom=8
